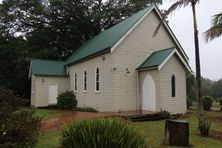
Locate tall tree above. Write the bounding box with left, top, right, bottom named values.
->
left=205, top=12, right=222, bottom=41
left=156, top=0, right=205, bottom=134
left=0, top=0, right=162, bottom=97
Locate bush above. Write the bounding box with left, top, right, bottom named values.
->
left=187, top=97, right=193, bottom=108
left=158, top=110, right=171, bottom=119
left=0, top=110, right=41, bottom=147
left=199, top=120, right=211, bottom=136
left=60, top=118, right=146, bottom=148
left=75, top=106, right=98, bottom=112
left=203, top=96, right=213, bottom=110
left=0, top=87, right=41, bottom=147
left=57, top=91, right=77, bottom=109
left=218, top=99, right=222, bottom=111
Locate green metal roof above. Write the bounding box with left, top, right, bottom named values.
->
left=31, top=59, right=66, bottom=76
left=66, top=6, right=153, bottom=65
left=138, top=47, right=175, bottom=70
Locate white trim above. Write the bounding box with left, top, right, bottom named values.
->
left=158, top=49, right=176, bottom=70
left=153, top=6, right=189, bottom=61
left=110, top=5, right=189, bottom=62
left=110, top=5, right=155, bottom=53
left=95, top=66, right=100, bottom=93
left=158, top=49, right=191, bottom=72
left=28, top=62, right=32, bottom=78
left=136, top=51, right=154, bottom=69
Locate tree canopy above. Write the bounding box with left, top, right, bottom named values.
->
left=0, top=0, right=162, bottom=98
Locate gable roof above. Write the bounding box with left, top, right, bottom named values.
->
left=30, top=5, right=191, bottom=76
left=30, top=59, right=66, bottom=76
left=138, top=47, right=175, bottom=70
left=66, top=6, right=153, bottom=65
left=137, top=47, right=191, bottom=72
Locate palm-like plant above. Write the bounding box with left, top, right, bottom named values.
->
left=205, top=12, right=222, bottom=41
left=156, top=0, right=205, bottom=134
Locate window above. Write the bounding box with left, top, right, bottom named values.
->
left=95, top=67, right=100, bottom=92
left=83, top=71, right=87, bottom=91
left=171, top=75, right=176, bottom=97
left=74, top=73, right=77, bottom=91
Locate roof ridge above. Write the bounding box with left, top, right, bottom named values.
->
left=32, top=59, right=65, bottom=63
left=66, top=5, right=153, bottom=65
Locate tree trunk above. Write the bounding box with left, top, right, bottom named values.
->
left=191, top=2, right=205, bottom=124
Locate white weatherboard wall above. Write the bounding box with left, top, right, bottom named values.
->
left=31, top=75, right=68, bottom=107
left=159, top=55, right=187, bottom=114
left=68, top=53, right=114, bottom=112
left=139, top=55, right=187, bottom=114
left=111, top=10, right=176, bottom=111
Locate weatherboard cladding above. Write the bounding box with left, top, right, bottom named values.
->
left=138, top=47, right=175, bottom=70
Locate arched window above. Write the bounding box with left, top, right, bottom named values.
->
left=95, top=67, right=100, bottom=92
left=83, top=71, right=87, bottom=91
left=74, top=73, right=77, bottom=91
left=171, top=75, right=176, bottom=97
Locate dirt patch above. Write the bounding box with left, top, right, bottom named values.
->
left=206, top=116, right=222, bottom=123
left=40, top=111, right=118, bottom=131
left=209, top=130, right=222, bottom=141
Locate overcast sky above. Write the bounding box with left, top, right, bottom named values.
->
left=160, top=0, right=222, bottom=80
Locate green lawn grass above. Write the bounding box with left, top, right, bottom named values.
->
left=35, top=109, right=222, bottom=148
left=33, top=108, right=71, bottom=120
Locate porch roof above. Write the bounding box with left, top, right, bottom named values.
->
left=137, top=47, right=175, bottom=70
left=30, top=59, right=66, bottom=76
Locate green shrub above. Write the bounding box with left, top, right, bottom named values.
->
left=218, top=99, right=222, bottom=110
left=57, top=91, right=77, bottom=109
left=0, top=87, right=41, bottom=147
left=75, top=106, right=98, bottom=112
left=203, top=96, right=213, bottom=110
left=187, top=97, right=193, bottom=108
left=60, top=118, right=146, bottom=148
left=158, top=110, right=171, bottom=119
left=199, top=120, right=211, bottom=136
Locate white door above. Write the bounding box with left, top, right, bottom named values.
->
left=142, top=74, right=156, bottom=111
left=48, top=84, right=58, bottom=105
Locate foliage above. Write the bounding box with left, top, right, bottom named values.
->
left=60, top=118, right=146, bottom=148
left=186, top=73, right=196, bottom=101
left=205, top=12, right=222, bottom=42
left=37, top=110, right=222, bottom=147
left=158, top=110, right=171, bottom=119
left=201, top=77, right=214, bottom=97
left=57, top=91, right=77, bottom=109
left=0, top=86, right=25, bottom=119
left=75, top=106, right=98, bottom=112
left=0, top=87, right=41, bottom=147
left=217, top=98, right=222, bottom=110
left=198, top=120, right=211, bottom=136
left=0, top=0, right=162, bottom=98
left=203, top=96, right=213, bottom=111
left=187, top=97, right=193, bottom=108
left=211, top=79, right=222, bottom=99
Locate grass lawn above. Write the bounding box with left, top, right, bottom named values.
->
left=32, top=108, right=71, bottom=120
left=35, top=109, right=222, bottom=148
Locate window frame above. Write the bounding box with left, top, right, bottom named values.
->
left=95, top=67, right=100, bottom=93
left=74, top=73, right=77, bottom=92
left=171, top=74, right=176, bottom=98
left=83, top=70, right=87, bottom=92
